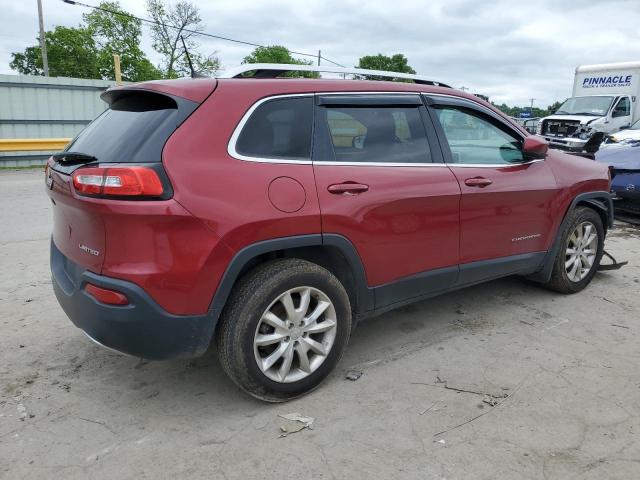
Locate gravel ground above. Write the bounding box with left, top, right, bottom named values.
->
left=1, top=168, right=639, bottom=480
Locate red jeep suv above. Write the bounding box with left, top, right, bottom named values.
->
left=47, top=66, right=612, bottom=401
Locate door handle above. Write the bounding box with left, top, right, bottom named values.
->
left=464, top=177, right=493, bottom=188
left=327, top=182, right=369, bottom=194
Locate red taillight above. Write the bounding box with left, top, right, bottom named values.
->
left=85, top=283, right=129, bottom=306
left=72, top=166, right=164, bottom=197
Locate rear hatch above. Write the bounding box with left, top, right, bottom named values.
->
left=47, top=81, right=213, bottom=273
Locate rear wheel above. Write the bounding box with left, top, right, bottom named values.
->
left=216, top=259, right=352, bottom=402
left=545, top=206, right=604, bottom=294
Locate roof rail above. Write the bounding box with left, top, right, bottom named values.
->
left=217, top=63, right=451, bottom=88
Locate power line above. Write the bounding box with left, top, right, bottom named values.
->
left=61, top=0, right=345, bottom=67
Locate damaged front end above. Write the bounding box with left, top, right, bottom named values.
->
left=538, top=118, right=606, bottom=155
left=596, top=140, right=640, bottom=214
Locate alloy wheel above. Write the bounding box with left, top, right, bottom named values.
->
left=253, top=286, right=337, bottom=383
left=565, top=221, right=598, bottom=282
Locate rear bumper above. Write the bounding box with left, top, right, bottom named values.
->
left=51, top=239, right=215, bottom=360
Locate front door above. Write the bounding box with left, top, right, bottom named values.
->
left=610, top=96, right=632, bottom=131
left=427, top=96, right=559, bottom=284
left=312, top=94, right=461, bottom=307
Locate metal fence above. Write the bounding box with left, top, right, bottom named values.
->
left=0, top=74, right=116, bottom=167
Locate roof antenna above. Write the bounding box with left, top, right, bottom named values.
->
left=180, top=35, right=205, bottom=78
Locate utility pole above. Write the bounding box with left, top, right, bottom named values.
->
left=37, top=0, right=49, bottom=76
left=317, top=50, right=321, bottom=66
left=113, top=54, right=122, bottom=85
left=459, top=86, right=469, bottom=92
left=529, top=97, right=535, bottom=112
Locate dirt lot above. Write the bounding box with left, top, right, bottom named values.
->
left=1, top=168, right=639, bottom=479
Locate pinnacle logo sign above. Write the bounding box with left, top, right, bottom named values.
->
left=582, top=74, right=633, bottom=88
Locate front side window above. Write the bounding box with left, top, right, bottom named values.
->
left=236, top=97, right=313, bottom=159
left=322, top=106, right=431, bottom=164
left=434, top=106, right=524, bottom=164
left=613, top=97, right=630, bottom=117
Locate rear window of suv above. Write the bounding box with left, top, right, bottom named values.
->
left=65, top=90, right=197, bottom=164
left=322, top=106, right=432, bottom=164
left=235, top=96, right=313, bottom=160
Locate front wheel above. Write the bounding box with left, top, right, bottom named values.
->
left=216, top=259, right=352, bottom=402
left=545, top=206, right=604, bottom=294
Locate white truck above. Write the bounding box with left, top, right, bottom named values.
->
left=537, top=61, right=640, bottom=153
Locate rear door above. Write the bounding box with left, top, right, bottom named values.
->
left=426, top=95, right=558, bottom=282
left=312, top=93, right=461, bottom=307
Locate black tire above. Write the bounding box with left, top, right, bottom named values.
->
left=216, top=258, right=352, bottom=402
left=545, top=206, right=604, bottom=294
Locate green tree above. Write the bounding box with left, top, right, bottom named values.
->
left=492, top=102, right=562, bottom=119
left=10, top=2, right=159, bottom=81
left=356, top=53, right=416, bottom=81
left=242, top=45, right=318, bottom=78
left=546, top=100, right=563, bottom=115
left=146, top=0, right=219, bottom=78
left=10, top=26, right=100, bottom=78
left=83, top=1, right=160, bottom=81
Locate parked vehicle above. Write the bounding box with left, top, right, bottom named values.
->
left=523, top=118, right=540, bottom=134
left=537, top=61, right=640, bottom=153
left=596, top=140, right=640, bottom=214
left=47, top=64, right=614, bottom=401
left=603, top=118, right=640, bottom=144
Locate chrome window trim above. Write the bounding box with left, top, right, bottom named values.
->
left=314, top=159, right=544, bottom=168
left=315, top=161, right=447, bottom=167
left=446, top=159, right=545, bottom=168
left=228, top=91, right=536, bottom=167
left=228, top=92, right=421, bottom=165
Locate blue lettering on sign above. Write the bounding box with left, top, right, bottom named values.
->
left=582, top=74, right=633, bottom=88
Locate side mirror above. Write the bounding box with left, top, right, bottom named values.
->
left=523, top=136, right=548, bottom=159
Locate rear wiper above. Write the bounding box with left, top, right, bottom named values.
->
left=52, top=151, right=98, bottom=164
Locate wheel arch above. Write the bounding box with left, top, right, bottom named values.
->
left=528, top=190, right=612, bottom=283
left=575, top=197, right=612, bottom=232
left=208, top=234, right=373, bottom=329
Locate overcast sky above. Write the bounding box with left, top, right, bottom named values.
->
left=1, top=0, right=639, bottom=106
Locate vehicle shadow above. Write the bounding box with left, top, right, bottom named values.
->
left=54, top=274, right=561, bottom=411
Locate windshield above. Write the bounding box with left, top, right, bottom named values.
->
left=555, top=96, right=614, bottom=116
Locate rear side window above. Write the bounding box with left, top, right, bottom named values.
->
left=67, top=91, right=197, bottom=164
left=236, top=97, right=313, bottom=160
left=322, top=106, right=432, bottom=164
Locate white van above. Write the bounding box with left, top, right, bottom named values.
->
left=537, top=61, right=640, bottom=152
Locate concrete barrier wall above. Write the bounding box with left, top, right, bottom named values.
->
left=0, top=74, right=116, bottom=167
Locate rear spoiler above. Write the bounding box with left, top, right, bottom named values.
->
left=102, top=77, right=217, bottom=104
left=100, top=89, right=179, bottom=109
